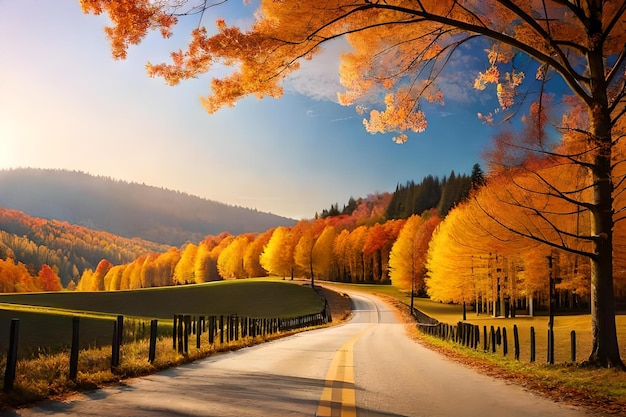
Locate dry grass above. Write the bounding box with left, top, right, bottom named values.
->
left=0, top=318, right=335, bottom=410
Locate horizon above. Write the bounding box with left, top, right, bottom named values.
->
left=1, top=1, right=498, bottom=220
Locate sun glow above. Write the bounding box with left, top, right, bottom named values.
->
left=0, top=119, right=20, bottom=169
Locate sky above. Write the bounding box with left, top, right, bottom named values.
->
left=0, top=1, right=500, bottom=220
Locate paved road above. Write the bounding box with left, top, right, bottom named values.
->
left=4, top=292, right=599, bottom=416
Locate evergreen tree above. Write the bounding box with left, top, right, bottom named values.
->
left=471, top=163, right=486, bottom=190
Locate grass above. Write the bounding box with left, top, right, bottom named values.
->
left=0, top=279, right=324, bottom=352
left=0, top=279, right=329, bottom=408
left=0, top=279, right=324, bottom=319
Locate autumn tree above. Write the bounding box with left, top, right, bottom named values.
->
left=312, top=225, right=337, bottom=281
left=92, top=259, right=113, bottom=291
left=244, top=229, right=273, bottom=278
left=332, top=229, right=351, bottom=282
left=82, top=0, right=626, bottom=367
left=37, top=264, right=63, bottom=292
left=217, top=234, right=252, bottom=279
left=173, top=243, right=197, bottom=284
left=260, top=226, right=294, bottom=279
left=194, top=240, right=215, bottom=283
left=390, top=212, right=440, bottom=305
left=0, top=258, right=39, bottom=293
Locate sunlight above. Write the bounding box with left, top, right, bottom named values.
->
left=0, top=119, right=19, bottom=169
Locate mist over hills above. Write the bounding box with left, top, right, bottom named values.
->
left=0, top=168, right=296, bottom=246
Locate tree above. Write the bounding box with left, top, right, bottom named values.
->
left=81, top=0, right=626, bottom=368
left=260, top=227, right=294, bottom=279
left=470, top=163, right=486, bottom=190
left=312, top=225, right=337, bottom=280
left=217, top=235, right=251, bottom=279
left=92, top=259, right=113, bottom=291
left=390, top=212, right=440, bottom=304
left=243, top=229, right=273, bottom=278
left=174, top=243, right=197, bottom=284
left=37, top=264, right=63, bottom=292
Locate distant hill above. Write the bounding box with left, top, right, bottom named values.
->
left=0, top=168, right=296, bottom=246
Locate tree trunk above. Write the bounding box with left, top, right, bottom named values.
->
left=586, top=40, right=624, bottom=368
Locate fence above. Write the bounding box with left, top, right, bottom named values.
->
left=412, top=308, right=578, bottom=365
left=2, top=303, right=332, bottom=392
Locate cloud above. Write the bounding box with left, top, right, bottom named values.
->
left=283, top=38, right=351, bottom=103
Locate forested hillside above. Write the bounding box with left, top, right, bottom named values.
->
left=0, top=207, right=170, bottom=287
left=0, top=168, right=296, bottom=246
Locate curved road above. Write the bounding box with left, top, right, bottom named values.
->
left=5, top=292, right=598, bottom=417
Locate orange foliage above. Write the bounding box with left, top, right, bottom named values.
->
left=37, top=264, right=63, bottom=292
left=0, top=258, right=40, bottom=293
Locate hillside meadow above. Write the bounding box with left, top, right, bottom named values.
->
left=0, top=279, right=325, bottom=353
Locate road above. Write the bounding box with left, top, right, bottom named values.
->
left=4, top=292, right=598, bottom=417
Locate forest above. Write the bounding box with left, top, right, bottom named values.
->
left=0, top=207, right=170, bottom=290
left=0, top=170, right=468, bottom=292
left=3, top=163, right=625, bottom=316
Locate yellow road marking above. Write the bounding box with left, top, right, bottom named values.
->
left=316, top=325, right=373, bottom=417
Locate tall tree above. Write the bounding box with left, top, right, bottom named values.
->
left=243, top=229, right=274, bottom=278
left=81, top=0, right=626, bottom=368
left=260, top=226, right=297, bottom=279
left=173, top=243, right=198, bottom=285
left=218, top=234, right=252, bottom=279
left=312, top=225, right=338, bottom=281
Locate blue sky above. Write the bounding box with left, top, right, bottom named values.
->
left=0, top=1, right=498, bottom=220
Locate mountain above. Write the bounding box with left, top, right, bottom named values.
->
left=0, top=168, right=296, bottom=246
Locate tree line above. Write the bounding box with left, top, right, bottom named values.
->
left=0, top=207, right=169, bottom=289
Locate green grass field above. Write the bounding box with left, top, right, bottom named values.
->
left=0, top=279, right=325, bottom=353
left=0, top=279, right=324, bottom=318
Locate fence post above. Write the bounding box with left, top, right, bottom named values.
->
left=183, top=315, right=190, bottom=355
left=490, top=326, right=496, bottom=353
left=474, top=325, right=480, bottom=349
left=149, top=319, right=158, bottom=363
left=502, top=327, right=508, bottom=356
left=530, top=326, right=536, bottom=363
left=111, top=320, right=120, bottom=371
left=208, top=316, right=215, bottom=344
left=483, top=326, right=488, bottom=352
left=513, top=325, right=520, bottom=361
left=177, top=315, right=184, bottom=354
left=70, top=317, right=80, bottom=380
left=547, top=329, right=554, bottom=365
left=196, top=318, right=202, bottom=349
left=172, top=315, right=177, bottom=350
left=117, top=315, right=124, bottom=346
left=3, top=318, right=19, bottom=391
left=571, top=330, right=577, bottom=363
left=219, top=315, right=224, bottom=344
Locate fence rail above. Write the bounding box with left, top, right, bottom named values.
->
left=2, top=304, right=332, bottom=392
left=412, top=307, right=578, bottom=365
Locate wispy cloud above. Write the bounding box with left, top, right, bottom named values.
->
left=283, top=39, right=351, bottom=103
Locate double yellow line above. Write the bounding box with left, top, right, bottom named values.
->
left=316, top=324, right=374, bottom=417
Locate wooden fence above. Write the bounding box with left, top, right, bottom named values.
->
left=2, top=303, right=332, bottom=392
left=413, top=308, right=578, bottom=365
